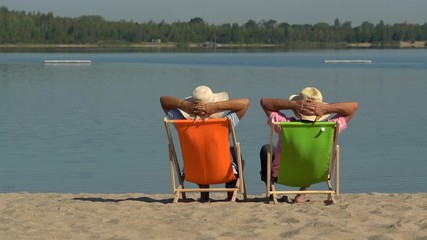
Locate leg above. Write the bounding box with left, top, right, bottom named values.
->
left=229, top=146, right=242, bottom=175
left=226, top=147, right=241, bottom=201
left=294, top=186, right=310, bottom=203
left=198, top=184, right=209, bottom=202
left=260, top=144, right=274, bottom=183
left=225, top=180, right=237, bottom=201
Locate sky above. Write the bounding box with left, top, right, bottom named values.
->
left=0, top=0, right=426, bottom=26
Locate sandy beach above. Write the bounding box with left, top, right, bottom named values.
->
left=1, top=192, right=426, bottom=239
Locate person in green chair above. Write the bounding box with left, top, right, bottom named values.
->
left=259, top=87, right=358, bottom=203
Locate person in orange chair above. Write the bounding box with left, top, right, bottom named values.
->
left=160, top=85, right=249, bottom=202
left=259, top=87, right=358, bottom=203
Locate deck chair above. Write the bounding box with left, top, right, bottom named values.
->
left=266, top=121, right=340, bottom=204
left=164, top=117, right=247, bottom=203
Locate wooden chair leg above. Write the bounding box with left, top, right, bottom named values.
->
left=242, top=181, right=248, bottom=201
left=173, top=192, right=180, bottom=203
left=271, top=184, right=278, bottom=204
left=326, top=179, right=335, bottom=204
left=230, top=189, right=238, bottom=202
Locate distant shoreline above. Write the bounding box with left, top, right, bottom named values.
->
left=0, top=41, right=425, bottom=50
left=349, top=41, right=426, bottom=48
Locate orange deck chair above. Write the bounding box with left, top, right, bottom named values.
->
left=164, top=117, right=247, bottom=203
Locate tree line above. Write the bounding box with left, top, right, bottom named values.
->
left=1, top=6, right=426, bottom=47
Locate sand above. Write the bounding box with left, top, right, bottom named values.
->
left=400, top=41, right=426, bottom=48
left=1, top=192, right=426, bottom=240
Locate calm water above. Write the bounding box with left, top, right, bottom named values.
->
left=1, top=49, right=426, bottom=195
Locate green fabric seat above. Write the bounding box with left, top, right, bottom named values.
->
left=267, top=121, right=340, bottom=204
left=277, top=122, right=335, bottom=187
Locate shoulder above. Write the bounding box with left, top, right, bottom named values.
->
left=328, top=115, right=348, bottom=133
left=269, top=111, right=296, bottom=122
left=167, top=109, right=186, bottom=120
left=224, top=111, right=239, bottom=127
left=267, top=111, right=297, bottom=126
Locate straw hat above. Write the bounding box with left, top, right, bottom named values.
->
left=179, top=85, right=229, bottom=119
left=289, top=87, right=330, bottom=121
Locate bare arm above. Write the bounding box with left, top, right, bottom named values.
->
left=260, top=98, right=302, bottom=117
left=194, top=98, right=250, bottom=120
left=160, top=96, right=195, bottom=115
left=161, top=96, right=250, bottom=120
left=309, top=101, right=359, bottom=123
left=260, top=98, right=358, bottom=123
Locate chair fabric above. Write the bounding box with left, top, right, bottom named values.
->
left=175, top=119, right=236, bottom=185
left=164, top=117, right=247, bottom=203
left=267, top=121, right=340, bottom=204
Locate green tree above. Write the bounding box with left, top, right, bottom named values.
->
left=0, top=6, right=427, bottom=46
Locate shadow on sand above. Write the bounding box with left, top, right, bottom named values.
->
left=71, top=195, right=292, bottom=204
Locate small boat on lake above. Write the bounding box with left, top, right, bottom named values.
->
left=44, top=60, right=92, bottom=64
left=324, top=60, right=372, bottom=64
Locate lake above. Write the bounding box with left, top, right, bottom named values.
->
left=1, top=49, right=426, bottom=195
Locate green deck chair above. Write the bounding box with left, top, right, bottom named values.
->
left=266, top=121, right=340, bottom=204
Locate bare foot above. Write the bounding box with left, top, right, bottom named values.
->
left=294, top=186, right=310, bottom=203
left=294, top=194, right=306, bottom=203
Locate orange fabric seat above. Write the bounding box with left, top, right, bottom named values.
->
left=164, top=117, right=247, bottom=203
left=175, top=119, right=236, bottom=185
